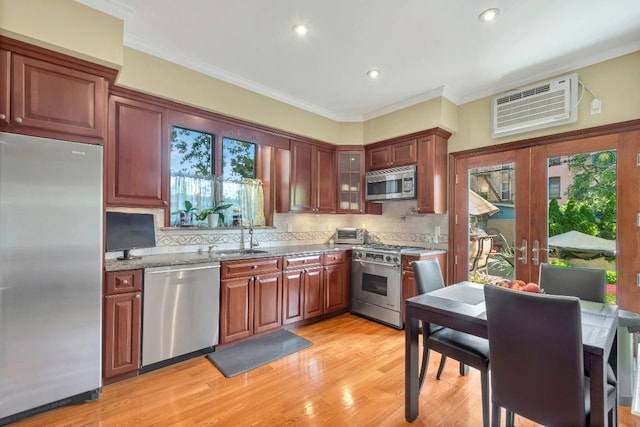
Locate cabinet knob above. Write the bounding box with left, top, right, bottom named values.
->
left=14, top=117, right=23, bottom=124
left=135, top=293, right=141, bottom=299
left=162, top=200, right=168, bottom=206
left=252, top=265, right=257, bottom=269
left=122, top=279, right=129, bottom=285
left=0, top=113, right=6, bottom=120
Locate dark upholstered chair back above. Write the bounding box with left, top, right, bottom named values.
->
left=412, top=258, right=445, bottom=294
left=484, top=284, right=586, bottom=426
left=539, top=263, right=606, bottom=303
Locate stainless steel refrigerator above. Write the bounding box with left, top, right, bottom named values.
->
left=0, top=132, right=103, bottom=424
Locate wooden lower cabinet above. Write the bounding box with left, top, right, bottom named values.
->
left=282, top=269, right=305, bottom=324
left=401, top=252, right=447, bottom=323
left=282, top=251, right=351, bottom=325
left=303, top=266, right=324, bottom=319
left=103, top=269, right=142, bottom=382
left=254, top=273, right=283, bottom=334
left=219, top=257, right=283, bottom=345
left=324, top=262, right=350, bottom=313
left=282, top=253, right=324, bottom=324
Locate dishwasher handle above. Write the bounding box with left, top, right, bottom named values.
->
left=145, top=263, right=220, bottom=275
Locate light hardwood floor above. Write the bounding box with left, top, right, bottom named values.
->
left=10, top=313, right=640, bottom=426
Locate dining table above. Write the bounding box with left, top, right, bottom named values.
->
left=404, top=281, right=619, bottom=426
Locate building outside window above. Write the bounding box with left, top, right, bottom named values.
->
left=549, top=176, right=561, bottom=199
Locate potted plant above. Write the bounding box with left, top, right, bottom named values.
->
left=172, top=200, right=199, bottom=226
left=196, top=201, right=233, bottom=227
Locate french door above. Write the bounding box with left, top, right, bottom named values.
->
left=450, top=128, right=640, bottom=313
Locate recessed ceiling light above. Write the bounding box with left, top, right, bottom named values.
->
left=292, top=24, right=308, bottom=36
left=479, top=8, right=500, bottom=22
left=367, top=69, right=380, bottom=79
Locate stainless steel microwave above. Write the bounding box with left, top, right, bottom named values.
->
left=365, top=165, right=416, bottom=201
left=335, top=228, right=365, bottom=244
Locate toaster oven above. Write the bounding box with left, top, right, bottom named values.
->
left=335, top=228, right=365, bottom=245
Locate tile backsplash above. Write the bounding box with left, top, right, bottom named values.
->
left=105, top=200, right=448, bottom=259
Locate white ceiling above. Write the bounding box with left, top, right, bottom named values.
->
left=77, top=0, right=640, bottom=122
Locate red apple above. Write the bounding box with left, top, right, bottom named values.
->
left=524, top=283, right=541, bottom=293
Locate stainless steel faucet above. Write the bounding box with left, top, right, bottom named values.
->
left=248, top=219, right=259, bottom=249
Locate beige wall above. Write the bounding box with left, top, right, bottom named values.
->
left=363, top=97, right=447, bottom=144
left=0, top=0, right=123, bottom=69
left=1, top=0, right=638, bottom=150
left=448, top=51, right=640, bottom=153
left=117, top=48, right=343, bottom=144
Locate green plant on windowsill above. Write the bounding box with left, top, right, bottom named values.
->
left=172, top=200, right=199, bottom=226
left=196, top=201, right=233, bottom=224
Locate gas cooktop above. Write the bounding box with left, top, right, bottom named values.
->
left=353, top=244, right=425, bottom=253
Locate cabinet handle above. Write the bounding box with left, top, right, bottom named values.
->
left=135, top=293, right=141, bottom=299
left=14, top=117, right=23, bottom=124
left=122, top=279, right=129, bottom=285
left=0, top=113, right=6, bottom=120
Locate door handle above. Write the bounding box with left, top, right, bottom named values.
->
left=515, top=239, right=528, bottom=265
left=531, top=240, right=550, bottom=266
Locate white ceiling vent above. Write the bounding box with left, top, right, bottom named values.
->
left=491, top=73, right=578, bottom=138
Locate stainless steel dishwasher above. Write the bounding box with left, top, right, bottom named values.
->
left=142, top=262, right=220, bottom=369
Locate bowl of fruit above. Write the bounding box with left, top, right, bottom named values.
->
left=494, top=279, right=543, bottom=294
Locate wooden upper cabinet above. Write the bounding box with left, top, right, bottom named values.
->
left=416, top=131, right=449, bottom=214
left=290, top=141, right=314, bottom=212
left=366, top=138, right=417, bottom=170
left=315, top=146, right=336, bottom=213
left=336, top=149, right=365, bottom=213
left=0, top=52, right=108, bottom=142
left=288, top=140, right=336, bottom=213
left=106, top=94, right=169, bottom=208
left=0, top=49, right=9, bottom=125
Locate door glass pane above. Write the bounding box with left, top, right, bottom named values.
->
left=469, top=162, right=516, bottom=283
left=546, top=150, right=617, bottom=303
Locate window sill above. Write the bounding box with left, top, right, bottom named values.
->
left=160, top=225, right=276, bottom=232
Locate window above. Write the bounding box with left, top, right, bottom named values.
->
left=548, top=156, right=561, bottom=166
left=169, top=128, right=264, bottom=227
left=549, top=176, right=561, bottom=199
left=220, top=138, right=263, bottom=226
left=170, top=126, right=214, bottom=225
left=500, top=170, right=511, bottom=200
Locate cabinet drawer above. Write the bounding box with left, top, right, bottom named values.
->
left=323, top=250, right=349, bottom=265
left=283, top=253, right=323, bottom=269
left=221, top=257, right=282, bottom=279
left=105, top=269, right=143, bottom=295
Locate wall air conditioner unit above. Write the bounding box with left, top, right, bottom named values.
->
left=491, top=73, right=578, bottom=138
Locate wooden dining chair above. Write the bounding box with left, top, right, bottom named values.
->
left=412, top=259, right=491, bottom=427
left=484, top=284, right=617, bottom=427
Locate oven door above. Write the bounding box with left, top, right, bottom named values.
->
left=351, top=259, right=401, bottom=312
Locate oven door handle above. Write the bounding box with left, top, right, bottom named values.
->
left=357, top=260, right=401, bottom=269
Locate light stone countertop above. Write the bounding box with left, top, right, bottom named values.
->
left=105, top=244, right=356, bottom=272
left=400, top=249, right=447, bottom=257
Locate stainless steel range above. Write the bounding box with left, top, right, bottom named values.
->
left=351, top=244, right=424, bottom=329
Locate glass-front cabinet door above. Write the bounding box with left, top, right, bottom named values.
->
left=337, top=149, right=365, bottom=213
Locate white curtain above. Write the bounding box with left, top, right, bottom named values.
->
left=170, top=173, right=264, bottom=226
left=170, top=173, right=213, bottom=225
left=216, top=176, right=265, bottom=226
